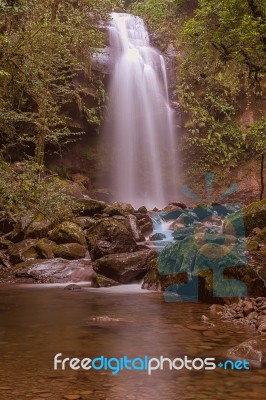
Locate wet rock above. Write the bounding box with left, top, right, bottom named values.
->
left=217, top=298, right=266, bottom=331
left=149, top=233, right=166, bottom=241
left=86, top=217, right=137, bottom=260
left=137, top=206, right=148, bottom=214
left=64, top=284, right=82, bottom=290
left=49, top=222, right=86, bottom=246
left=243, top=301, right=254, bottom=316
left=137, top=214, right=153, bottom=235
left=172, top=226, right=194, bottom=240
left=193, top=205, right=213, bottom=220
left=128, top=215, right=145, bottom=242
left=226, top=338, right=266, bottom=366
left=169, top=202, right=187, bottom=210
left=93, top=249, right=153, bottom=284
left=91, top=274, right=119, bottom=288
left=209, top=304, right=224, bottom=315
left=14, top=258, right=94, bottom=283
left=91, top=316, right=122, bottom=322
left=163, top=204, right=182, bottom=213
left=142, top=257, right=188, bottom=291
left=175, top=212, right=195, bottom=225
left=157, top=236, right=196, bottom=275
left=53, top=243, right=87, bottom=260
left=8, top=239, right=39, bottom=264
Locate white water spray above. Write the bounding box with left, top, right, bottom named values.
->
left=107, top=13, right=179, bottom=209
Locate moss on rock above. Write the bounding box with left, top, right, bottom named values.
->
left=49, top=221, right=86, bottom=245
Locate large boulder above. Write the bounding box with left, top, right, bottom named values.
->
left=224, top=199, right=266, bottom=237
left=53, top=243, right=87, bottom=260
left=48, top=221, right=86, bottom=245
left=128, top=214, right=145, bottom=242
left=35, top=238, right=56, bottom=259
left=77, top=198, right=107, bottom=216
left=243, top=198, right=266, bottom=235
left=14, top=258, right=94, bottom=282
left=226, top=338, right=266, bottom=367
left=223, top=264, right=266, bottom=298
left=93, top=249, right=154, bottom=284
left=8, top=239, right=39, bottom=264
left=142, top=257, right=188, bottom=291
left=74, top=216, right=96, bottom=229
left=86, top=217, right=138, bottom=260
left=24, top=216, right=54, bottom=238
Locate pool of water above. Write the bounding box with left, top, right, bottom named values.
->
left=0, top=285, right=265, bottom=399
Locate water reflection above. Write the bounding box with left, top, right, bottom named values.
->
left=0, top=286, right=265, bottom=399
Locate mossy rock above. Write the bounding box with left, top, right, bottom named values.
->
left=86, top=217, right=137, bottom=260
left=198, top=263, right=266, bottom=300
left=77, top=198, right=107, bottom=216
left=256, top=227, right=266, bottom=243
left=158, top=236, right=197, bottom=275
left=0, top=238, right=13, bottom=251
left=8, top=239, right=39, bottom=264
left=49, top=221, right=86, bottom=245
left=35, top=238, right=56, bottom=259
left=93, top=249, right=153, bottom=284
left=24, top=216, right=54, bottom=238
left=53, top=243, right=87, bottom=260
left=103, top=205, right=126, bottom=217
left=74, top=216, right=96, bottom=229
left=142, top=258, right=188, bottom=291
left=247, top=239, right=260, bottom=252
left=243, top=198, right=266, bottom=235
left=91, top=274, right=119, bottom=288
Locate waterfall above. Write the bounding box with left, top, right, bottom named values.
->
left=106, top=13, right=179, bottom=209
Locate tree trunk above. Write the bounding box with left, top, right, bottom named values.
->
left=35, top=133, right=45, bottom=166
left=260, top=154, right=265, bottom=200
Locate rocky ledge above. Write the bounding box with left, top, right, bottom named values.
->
left=211, top=297, right=266, bottom=333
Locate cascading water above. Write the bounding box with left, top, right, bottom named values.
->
left=106, top=13, right=179, bottom=209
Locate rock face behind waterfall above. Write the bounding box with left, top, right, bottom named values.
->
left=104, top=13, right=179, bottom=209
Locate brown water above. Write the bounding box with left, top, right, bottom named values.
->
left=0, top=285, right=265, bottom=400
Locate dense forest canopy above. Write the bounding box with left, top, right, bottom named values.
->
left=131, top=0, right=266, bottom=176
left=0, top=0, right=122, bottom=164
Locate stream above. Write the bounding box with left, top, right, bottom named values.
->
left=0, top=285, right=265, bottom=400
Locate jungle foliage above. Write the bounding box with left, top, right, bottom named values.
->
left=131, top=0, right=266, bottom=176
left=0, top=0, right=121, bottom=164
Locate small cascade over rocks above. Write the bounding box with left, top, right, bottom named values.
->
left=106, top=13, right=179, bottom=209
